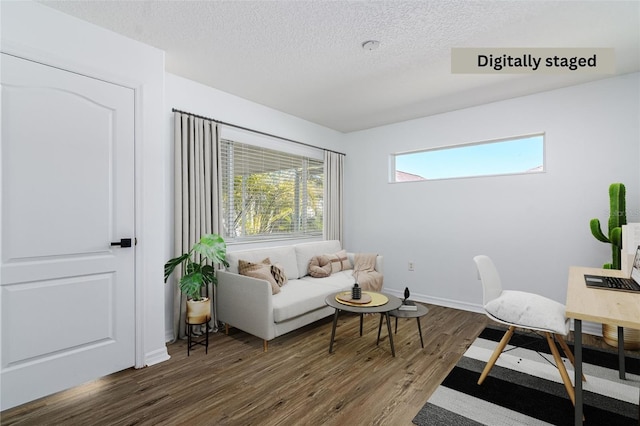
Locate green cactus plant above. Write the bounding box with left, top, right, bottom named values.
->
left=590, top=183, right=626, bottom=270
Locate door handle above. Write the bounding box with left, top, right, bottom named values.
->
left=111, top=238, right=133, bottom=248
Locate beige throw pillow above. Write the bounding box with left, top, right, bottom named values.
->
left=308, top=255, right=332, bottom=278
left=237, top=257, right=270, bottom=274
left=238, top=258, right=280, bottom=295
left=324, top=249, right=351, bottom=273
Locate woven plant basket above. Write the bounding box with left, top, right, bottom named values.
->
left=602, top=323, right=640, bottom=350
left=186, top=297, right=211, bottom=324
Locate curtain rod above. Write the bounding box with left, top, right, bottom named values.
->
left=172, top=108, right=346, bottom=156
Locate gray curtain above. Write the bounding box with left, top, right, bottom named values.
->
left=172, top=112, right=222, bottom=340
left=323, top=151, right=344, bottom=244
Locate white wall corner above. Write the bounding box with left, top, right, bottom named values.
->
left=165, top=329, right=175, bottom=343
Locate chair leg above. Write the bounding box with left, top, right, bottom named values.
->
left=545, top=332, right=576, bottom=406
left=263, top=340, right=268, bottom=352
left=478, top=326, right=515, bottom=385
left=556, top=334, right=586, bottom=382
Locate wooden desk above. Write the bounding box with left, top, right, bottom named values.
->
left=565, top=266, right=640, bottom=425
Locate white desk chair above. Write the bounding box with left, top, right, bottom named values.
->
left=473, top=255, right=584, bottom=406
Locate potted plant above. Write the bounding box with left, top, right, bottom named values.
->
left=590, top=182, right=640, bottom=349
left=164, top=233, right=229, bottom=324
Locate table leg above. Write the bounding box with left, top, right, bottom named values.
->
left=385, top=312, right=395, bottom=357
left=329, top=309, right=340, bottom=353
left=377, top=314, right=383, bottom=345
left=395, top=316, right=398, bottom=334
left=574, top=319, right=583, bottom=426
left=187, top=324, right=191, bottom=357
left=417, top=317, right=424, bottom=348
left=360, top=313, right=364, bottom=336
left=618, top=326, right=626, bottom=380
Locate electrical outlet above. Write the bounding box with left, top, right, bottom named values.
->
left=408, top=262, right=414, bottom=271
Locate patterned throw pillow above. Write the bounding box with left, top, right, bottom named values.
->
left=238, top=258, right=280, bottom=295
left=237, top=257, right=269, bottom=273
left=271, top=263, right=288, bottom=286
left=324, top=249, right=352, bottom=273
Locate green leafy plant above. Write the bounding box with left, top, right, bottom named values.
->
left=590, top=183, right=626, bottom=270
left=164, top=233, right=229, bottom=300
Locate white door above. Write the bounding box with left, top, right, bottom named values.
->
left=1, top=53, right=135, bottom=410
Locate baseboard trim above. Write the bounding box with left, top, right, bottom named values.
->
left=571, top=320, right=603, bottom=337
left=144, top=348, right=171, bottom=367
left=385, top=288, right=485, bottom=315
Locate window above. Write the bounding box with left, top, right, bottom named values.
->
left=219, top=128, right=323, bottom=243
left=391, top=134, right=545, bottom=182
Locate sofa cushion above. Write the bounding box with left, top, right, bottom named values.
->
left=272, top=279, right=336, bottom=322
left=308, top=255, right=332, bottom=278
left=227, top=245, right=299, bottom=279
left=238, top=259, right=280, bottom=295
left=300, top=270, right=355, bottom=290
left=294, top=240, right=342, bottom=278
left=273, top=271, right=357, bottom=322
left=272, top=269, right=357, bottom=323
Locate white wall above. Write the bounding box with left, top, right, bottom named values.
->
left=343, top=73, right=640, bottom=316
left=1, top=1, right=169, bottom=367
left=164, top=73, right=345, bottom=340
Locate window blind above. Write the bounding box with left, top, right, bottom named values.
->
left=219, top=139, right=324, bottom=242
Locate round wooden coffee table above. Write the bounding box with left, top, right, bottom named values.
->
left=325, top=291, right=402, bottom=357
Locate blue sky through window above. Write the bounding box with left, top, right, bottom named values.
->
left=394, top=134, right=544, bottom=180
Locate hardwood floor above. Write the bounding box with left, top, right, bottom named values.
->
left=2, top=306, right=634, bottom=426
left=1, top=305, right=487, bottom=426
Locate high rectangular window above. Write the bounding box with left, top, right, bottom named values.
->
left=391, top=134, right=545, bottom=182
left=219, top=129, right=323, bottom=243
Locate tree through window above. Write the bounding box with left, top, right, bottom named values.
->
left=220, top=140, right=323, bottom=242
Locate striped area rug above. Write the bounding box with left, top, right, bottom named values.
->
left=413, top=326, right=640, bottom=426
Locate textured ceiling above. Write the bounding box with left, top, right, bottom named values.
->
left=38, top=1, right=640, bottom=133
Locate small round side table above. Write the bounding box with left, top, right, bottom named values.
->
left=386, top=303, right=429, bottom=348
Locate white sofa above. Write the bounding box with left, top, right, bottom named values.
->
left=216, top=240, right=383, bottom=351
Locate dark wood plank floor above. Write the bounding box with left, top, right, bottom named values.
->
left=1, top=305, right=634, bottom=426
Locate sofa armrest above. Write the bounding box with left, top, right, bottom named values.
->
left=216, top=270, right=275, bottom=341
left=346, top=253, right=384, bottom=275
left=375, top=255, right=383, bottom=275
